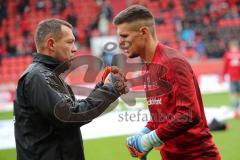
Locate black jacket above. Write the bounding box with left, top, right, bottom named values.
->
left=14, top=53, right=120, bottom=160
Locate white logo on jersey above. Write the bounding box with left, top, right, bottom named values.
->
left=147, top=97, right=162, bottom=105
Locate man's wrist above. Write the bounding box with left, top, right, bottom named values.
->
left=140, top=127, right=151, bottom=134
left=141, top=130, right=163, bottom=150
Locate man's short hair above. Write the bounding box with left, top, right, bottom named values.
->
left=34, top=18, right=72, bottom=51
left=113, top=5, right=155, bottom=37
left=113, top=5, right=154, bottom=25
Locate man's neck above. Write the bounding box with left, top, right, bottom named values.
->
left=141, top=40, right=158, bottom=63
left=38, top=49, right=55, bottom=58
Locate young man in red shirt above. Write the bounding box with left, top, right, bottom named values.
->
left=113, top=5, right=221, bottom=160
left=222, top=40, right=240, bottom=116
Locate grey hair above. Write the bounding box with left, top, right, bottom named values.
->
left=34, top=18, right=72, bottom=51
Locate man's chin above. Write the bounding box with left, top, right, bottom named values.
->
left=128, top=53, right=139, bottom=58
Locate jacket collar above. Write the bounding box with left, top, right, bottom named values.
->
left=32, top=53, right=61, bottom=69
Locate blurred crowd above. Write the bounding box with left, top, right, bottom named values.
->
left=180, top=0, right=240, bottom=60
left=0, top=0, right=240, bottom=63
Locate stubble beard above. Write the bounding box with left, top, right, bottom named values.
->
left=128, top=52, right=139, bottom=59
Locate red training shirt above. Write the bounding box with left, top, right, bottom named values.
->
left=223, top=50, right=240, bottom=81
left=143, top=43, right=221, bottom=160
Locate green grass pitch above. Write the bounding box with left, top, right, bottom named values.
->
left=0, top=92, right=239, bottom=159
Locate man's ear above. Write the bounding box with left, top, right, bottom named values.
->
left=46, top=38, right=55, bottom=52
left=139, top=26, right=149, bottom=36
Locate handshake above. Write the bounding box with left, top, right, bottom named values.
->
left=102, top=67, right=164, bottom=159
left=102, top=66, right=129, bottom=95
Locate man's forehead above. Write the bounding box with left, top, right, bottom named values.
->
left=61, top=25, right=75, bottom=38
left=116, top=23, right=135, bottom=34
left=61, top=25, right=72, bottom=33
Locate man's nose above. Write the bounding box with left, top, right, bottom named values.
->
left=72, top=44, right=77, bottom=53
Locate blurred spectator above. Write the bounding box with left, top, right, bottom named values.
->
left=179, top=40, right=197, bottom=61
left=155, top=12, right=165, bottom=25
left=100, top=0, right=113, bottom=21
left=0, top=38, right=6, bottom=63
left=66, top=4, right=79, bottom=42
left=17, top=0, right=30, bottom=16
left=36, top=0, right=46, bottom=11
left=206, top=39, right=226, bottom=58
left=159, top=0, right=174, bottom=12
left=224, top=6, right=240, bottom=19
left=51, top=0, right=59, bottom=15
left=51, top=0, right=68, bottom=15
left=201, top=15, right=218, bottom=41
left=184, top=46, right=198, bottom=61
left=208, top=0, right=229, bottom=20
left=18, top=32, right=34, bottom=56
left=98, top=14, right=109, bottom=36
left=189, top=0, right=206, bottom=13
left=20, top=16, right=31, bottom=38
left=183, top=0, right=239, bottom=59
left=173, top=16, right=183, bottom=40
left=84, top=21, right=97, bottom=48
left=194, top=32, right=206, bottom=59
left=0, top=0, right=7, bottom=26
left=82, top=0, right=112, bottom=45
left=7, top=39, right=18, bottom=57
left=222, top=40, right=240, bottom=115
left=181, top=21, right=195, bottom=47
left=0, top=0, right=239, bottom=61
left=67, top=12, right=77, bottom=27
left=97, top=0, right=113, bottom=35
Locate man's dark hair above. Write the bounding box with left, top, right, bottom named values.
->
left=34, top=18, right=73, bottom=51
left=113, top=5, right=155, bottom=37
left=113, top=5, right=154, bottom=25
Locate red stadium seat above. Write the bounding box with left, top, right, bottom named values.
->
left=219, top=20, right=240, bottom=27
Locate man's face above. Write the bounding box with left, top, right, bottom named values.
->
left=53, top=25, right=77, bottom=62
left=116, top=23, right=145, bottom=58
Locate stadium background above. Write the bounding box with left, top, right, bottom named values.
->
left=0, top=0, right=240, bottom=159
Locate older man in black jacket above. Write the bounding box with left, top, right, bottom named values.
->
left=14, top=18, right=128, bottom=160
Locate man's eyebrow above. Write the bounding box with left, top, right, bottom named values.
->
left=68, top=38, right=75, bottom=41
left=119, top=34, right=128, bottom=37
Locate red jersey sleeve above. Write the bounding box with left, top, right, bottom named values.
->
left=145, top=120, right=155, bottom=131
left=222, top=52, right=229, bottom=76
left=155, top=58, right=201, bottom=142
